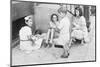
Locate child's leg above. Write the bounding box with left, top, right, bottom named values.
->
left=46, top=29, right=51, bottom=43
left=49, top=29, right=54, bottom=43
left=61, top=44, right=70, bottom=58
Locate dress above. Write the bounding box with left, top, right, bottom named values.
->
left=54, top=15, right=70, bottom=46
left=71, top=16, right=88, bottom=41
left=19, top=26, right=33, bottom=51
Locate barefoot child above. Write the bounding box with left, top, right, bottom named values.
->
left=53, top=5, right=71, bottom=58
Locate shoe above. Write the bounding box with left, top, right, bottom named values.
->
left=61, top=52, right=70, bottom=58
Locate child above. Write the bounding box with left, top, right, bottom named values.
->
left=46, top=14, right=59, bottom=47
left=19, top=15, right=34, bottom=53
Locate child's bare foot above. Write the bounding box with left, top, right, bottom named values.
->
left=42, top=42, right=48, bottom=48
left=48, top=42, right=52, bottom=48
left=61, top=51, right=69, bottom=58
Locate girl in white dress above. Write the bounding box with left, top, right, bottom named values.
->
left=19, top=15, right=44, bottom=53
left=71, top=7, right=88, bottom=44
left=19, top=15, right=34, bottom=53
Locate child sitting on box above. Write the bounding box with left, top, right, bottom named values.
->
left=46, top=14, right=59, bottom=47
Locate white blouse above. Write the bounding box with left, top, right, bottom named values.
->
left=19, top=26, right=32, bottom=40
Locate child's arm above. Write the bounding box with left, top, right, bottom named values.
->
left=54, top=24, right=60, bottom=33
left=72, top=22, right=80, bottom=30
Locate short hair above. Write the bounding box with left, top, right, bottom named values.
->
left=74, top=7, right=82, bottom=16
left=50, top=14, right=59, bottom=22
left=58, top=5, right=67, bottom=14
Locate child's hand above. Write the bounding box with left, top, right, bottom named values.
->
left=31, top=35, right=36, bottom=40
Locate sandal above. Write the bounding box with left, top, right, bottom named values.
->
left=61, top=52, right=70, bottom=58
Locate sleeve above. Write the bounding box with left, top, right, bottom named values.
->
left=24, top=26, right=32, bottom=35
left=57, top=20, right=64, bottom=30
left=19, top=27, right=25, bottom=40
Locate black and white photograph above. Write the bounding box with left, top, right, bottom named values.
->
left=11, top=0, right=96, bottom=66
